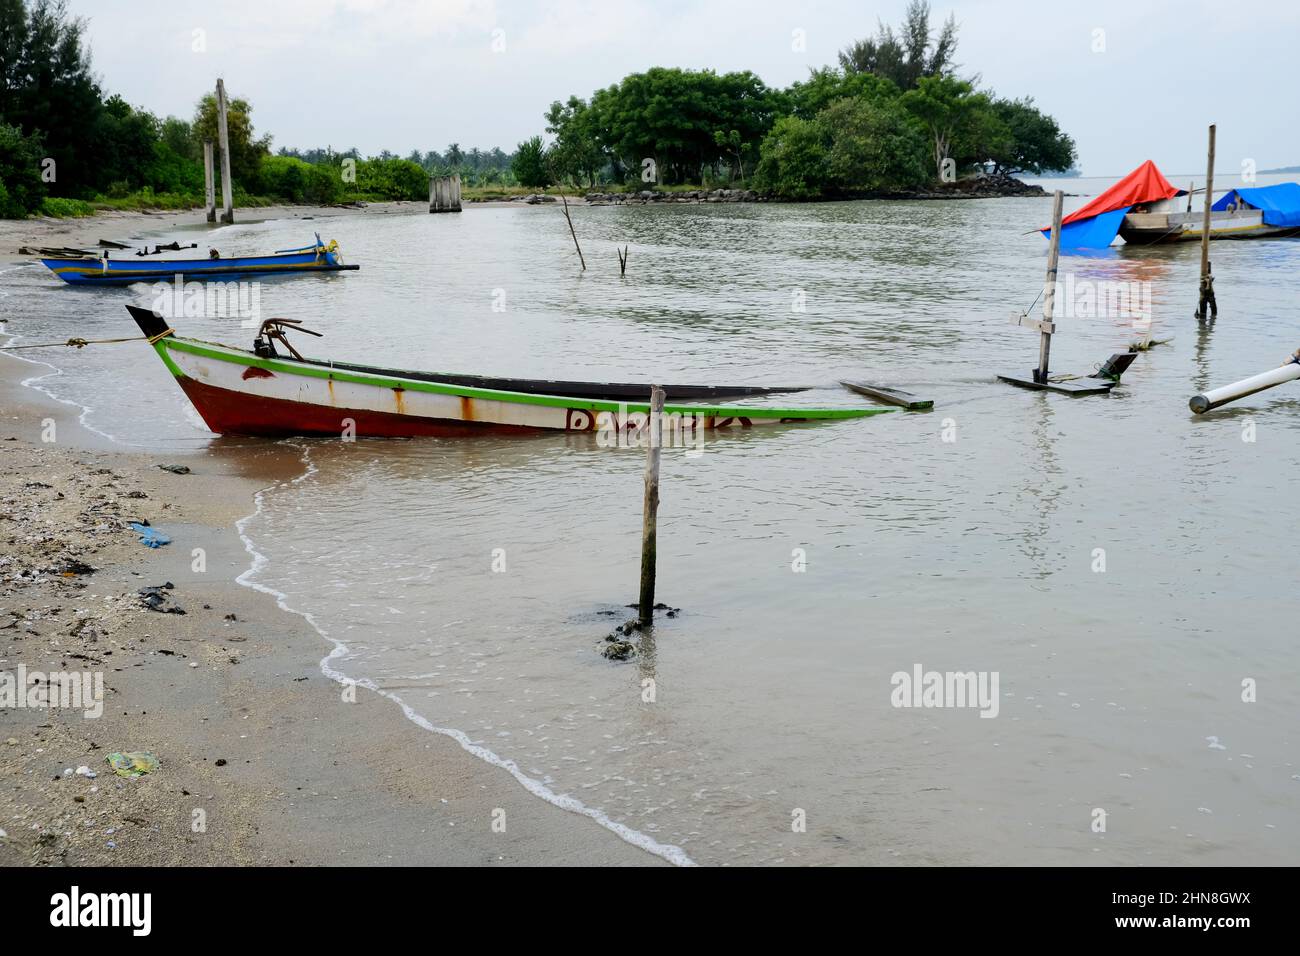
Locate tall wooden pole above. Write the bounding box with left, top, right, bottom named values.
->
left=637, top=386, right=665, bottom=627
left=216, top=79, right=235, bottom=224
left=1036, top=189, right=1064, bottom=383
left=203, top=140, right=216, bottom=222
left=1196, top=124, right=1216, bottom=319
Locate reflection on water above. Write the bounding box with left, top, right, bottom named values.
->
left=4, top=185, right=1300, bottom=865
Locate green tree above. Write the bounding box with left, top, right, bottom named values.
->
left=353, top=156, right=427, bottom=200
left=512, top=135, right=550, bottom=189
left=753, top=98, right=929, bottom=199
left=986, top=97, right=1076, bottom=174
left=588, top=67, right=778, bottom=184
left=0, top=0, right=104, bottom=196
left=92, top=94, right=159, bottom=193
left=786, top=67, right=899, bottom=119
left=545, top=95, right=605, bottom=186
left=901, top=74, right=986, bottom=179
left=258, top=155, right=344, bottom=204
left=192, top=91, right=271, bottom=187
left=751, top=115, right=832, bottom=199
left=839, top=0, right=958, bottom=91
left=820, top=97, right=929, bottom=192
left=0, top=121, right=47, bottom=216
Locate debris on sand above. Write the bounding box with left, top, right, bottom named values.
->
left=129, top=523, right=170, bottom=548
left=105, top=751, right=160, bottom=777
left=138, top=583, right=185, bottom=615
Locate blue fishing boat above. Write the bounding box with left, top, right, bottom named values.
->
left=38, top=235, right=358, bottom=285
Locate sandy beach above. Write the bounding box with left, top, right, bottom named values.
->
left=0, top=201, right=434, bottom=258
left=0, top=209, right=659, bottom=865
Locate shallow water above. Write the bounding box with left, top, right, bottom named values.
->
left=4, top=177, right=1299, bottom=865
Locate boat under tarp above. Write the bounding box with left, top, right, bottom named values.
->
left=124, top=306, right=885, bottom=438
left=1210, top=183, right=1300, bottom=228
left=1041, top=160, right=1184, bottom=248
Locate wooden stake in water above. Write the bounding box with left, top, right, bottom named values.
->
left=559, top=190, right=586, bottom=271
left=1036, top=190, right=1065, bottom=383
left=638, top=386, right=665, bottom=627
left=1196, top=124, right=1217, bottom=319
left=216, top=79, right=235, bottom=225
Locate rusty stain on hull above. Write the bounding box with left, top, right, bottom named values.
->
left=460, top=395, right=474, bottom=421
left=326, top=379, right=336, bottom=404
left=392, top=386, right=406, bottom=416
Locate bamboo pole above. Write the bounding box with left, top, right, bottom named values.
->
left=216, top=79, right=234, bottom=224
left=1036, top=190, right=1064, bottom=382
left=1196, top=124, right=1216, bottom=318
left=203, top=141, right=216, bottom=222
left=637, top=386, right=665, bottom=627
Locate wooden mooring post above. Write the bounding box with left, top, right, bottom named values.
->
left=1036, top=189, right=1064, bottom=382
left=997, top=189, right=1119, bottom=396
left=429, top=174, right=462, bottom=213
left=203, top=140, right=216, bottom=223
left=1195, top=124, right=1218, bottom=319
left=637, top=386, right=665, bottom=627
left=215, top=79, right=235, bottom=224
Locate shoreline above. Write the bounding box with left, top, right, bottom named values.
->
left=0, top=173, right=1053, bottom=255
left=0, top=332, right=665, bottom=866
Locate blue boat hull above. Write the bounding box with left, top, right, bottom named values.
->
left=40, top=249, right=359, bottom=285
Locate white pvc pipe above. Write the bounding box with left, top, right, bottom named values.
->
left=1189, top=361, right=1300, bottom=413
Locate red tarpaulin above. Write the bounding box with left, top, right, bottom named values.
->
left=1060, top=160, right=1182, bottom=226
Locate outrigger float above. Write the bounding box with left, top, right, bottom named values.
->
left=40, top=235, right=357, bottom=285
left=125, top=306, right=888, bottom=438
left=1189, top=351, right=1300, bottom=413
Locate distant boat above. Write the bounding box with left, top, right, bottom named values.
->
left=39, top=235, right=358, bottom=285
left=1041, top=161, right=1300, bottom=248
left=124, top=306, right=885, bottom=438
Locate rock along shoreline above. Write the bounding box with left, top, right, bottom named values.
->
left=480, top=173, right=1047, bottom=207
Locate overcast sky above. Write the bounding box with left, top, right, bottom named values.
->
left=66, top=0, right=1300, bottom=176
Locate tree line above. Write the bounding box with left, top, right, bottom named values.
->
left=518, top=1, right=1076, bottom=198
left=0, top=0, right=522, bottom=218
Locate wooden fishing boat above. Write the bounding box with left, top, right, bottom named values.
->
left=40, top=235, right=357, bottom=285
left=1119, top=198, right=1300, bottom=245
left=125, top=306, right=887, bottom=438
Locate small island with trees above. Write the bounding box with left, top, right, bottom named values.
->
left=518, top=2, right=1076, bottom=201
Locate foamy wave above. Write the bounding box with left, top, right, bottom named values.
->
left=232, top=442, right=695, bottom=867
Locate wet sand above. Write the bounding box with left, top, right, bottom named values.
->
left=0, top=316, right=660, bottom=866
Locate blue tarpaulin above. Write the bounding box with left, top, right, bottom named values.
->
left=1211, top=183, right=1300, bottom=227
left=1041, top=207, right=1130, bottom=249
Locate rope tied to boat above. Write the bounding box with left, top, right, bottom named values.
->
left=0, top=329, right=173, bottom=351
